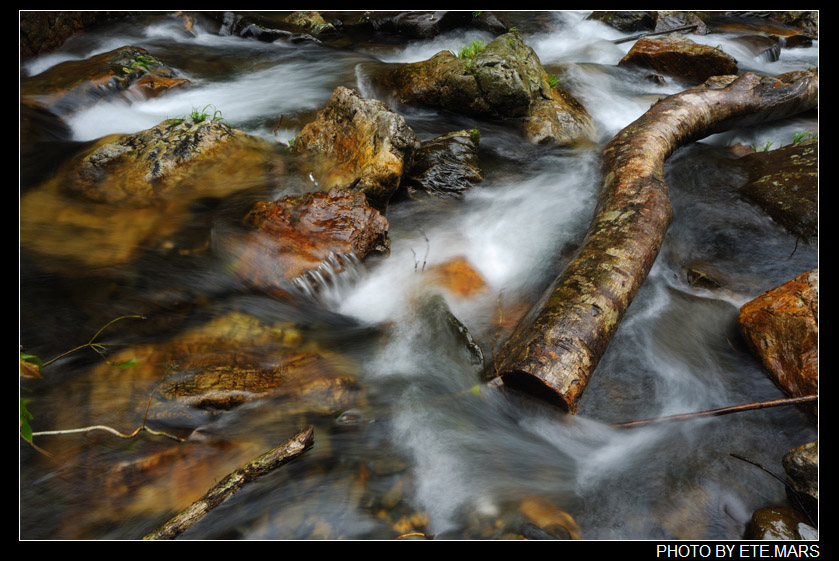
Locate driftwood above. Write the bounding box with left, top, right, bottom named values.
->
left=143, top=425, right=315, bottom=540
left=489, top=69, right=818, bottom=414
left=611, top=395, right=817, bottom=429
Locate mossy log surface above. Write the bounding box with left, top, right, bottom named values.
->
left=490, top=69, right=818, bottom=414
left=143, top=425, right=314, bottom=540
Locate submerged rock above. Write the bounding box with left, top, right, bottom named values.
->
left=399, top=129, right=483, bottom=199
left=747, top=507, right=815, bottom=540
left=738, top=269, right=818, bottom=409
left=291, top=86, right=421, bottom=209
left=737, top=139, right=818, bottom=241
left=618, top=35, right=738, bottom=85
left=21, top=45, right=189, bottom=115
left=20, top=118, right=283, bottom=268
left=236, top=187, right=390, bottom=297
left=382, top=32, right=595, bottom=146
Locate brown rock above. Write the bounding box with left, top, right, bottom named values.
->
left=236, top=188, right=389, bottom=296
left=21, top=45, right=189, bottom=114
left=619, top=35, right=738, bottom=85
left=738, top=269, right=818, bottom=406
left=291, top=86, right=421, bottom=208
left=747, top=506, right=814, bottom=540
left=426, top=257, right=487, bottom=298
left=519, top=496, right=580, bottom=540
left=738, top=139, right=818, bottom=241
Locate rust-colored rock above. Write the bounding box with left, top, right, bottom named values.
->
left=619, top=35, right=738, bottom=85
left=236, top=187, right=389, bottom=296
left=382, top=33, right=595, bottom=146
left=738, top=139, right=818, bottom=241
left=738, top=269, right=818, bottom=404
left=519, top=496, right=581, bottom=540
left=291, top=86, right=420, bottom=208
left=426, top=256, right=487, bottom=298
left=21, top=45, right=189, bottom=114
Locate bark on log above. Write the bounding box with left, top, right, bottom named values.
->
left=143, top=425, right=315, bottom=540
left=489, top=69, right=818, bottom=414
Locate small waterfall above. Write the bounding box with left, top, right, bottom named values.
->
left=289, top=252, right=365, bottom=306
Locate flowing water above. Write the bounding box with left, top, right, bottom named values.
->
left=20, top=12, right=818, bottom=540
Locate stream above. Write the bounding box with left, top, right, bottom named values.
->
left=20, top=11, right=818, bottom=540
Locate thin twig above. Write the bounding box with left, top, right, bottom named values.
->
left=144, top=426, right=315, bottom=540
left=41, top=315, right=146, bottom=368
left=611, top=395, right=817, bottom=429
left=730, top=453, right=817, bottom=528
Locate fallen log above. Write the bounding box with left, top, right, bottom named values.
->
left=143, top=425, right=315, bottom=540
left=488, top=69, right=818, bottom=414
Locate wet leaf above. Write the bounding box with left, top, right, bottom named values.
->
left=115, top=358, right=139, bottom=369
left=20, top=399, right=34, bottom=442
left=20, top=354, right=42, bottom=378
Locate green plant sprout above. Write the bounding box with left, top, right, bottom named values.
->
left=792, top=131, right=818, bottom=144
left=750, top=141, right=773, bottom=152
left=20, top=315, right=145, bottom=444
left=547, top=73, right=559, bottom=88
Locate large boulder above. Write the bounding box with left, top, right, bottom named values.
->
left=20, top=11, right=126, bottom=61
left=235, top=187, right=390, bottom=298
left=382, top=32, right=595, bottom=146
left=746, top=507, right=815, bottom=540
left=290, top=86, right=421, bottom=209
left=737, top=139, right=818, bottom=241
left=738, top=269, right=818, bottom=407
left=21, top=45, right=189, bottom=115
left=20, top=118, right=283, bottom=268
left=618, top=35, right=738, bottom=85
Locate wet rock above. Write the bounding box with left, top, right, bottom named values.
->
left=20, top=118, right=283, bottom=268
left=20, top=46, right=190, bottom=115
left=587, top=11, right=657, bottom=32
left=618, top=35, right=738, bottom=85
left=382, top=33, right=595, bottom=146
left=519, top=496, right=581, bottom=540
left=367, top=11, right=473, bottom=39
left=57, top=311, right=364, bottom=430
left=730, top=35, right=781, bottom=61
left=399, top=130, right=483, bottom=199
left=291, top=87, right=421, bottom=209
left=654, top=11, right=710, bottom=35
left=737, top=139, right=818, bottom=241
left=783, top=440, right=818, bottom=521
left=426, top=256, right=488, bottom=298
left=236, top=187, right=389, bottom=297
left=781, top=34, right=814, bottom=49
left=284, top=11, right=336, bottom=35
left=210, top=11, right=316, bottom=43
left=20, top=11, right=127, bottom=61
left=738, top=269, right=818, bottom=408
left=746, top=507, right=815, bottom=540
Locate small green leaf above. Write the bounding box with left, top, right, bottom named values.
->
left=469, top=384, right=482, bottom=397
left=20, top=399, right=34, bottom=442
left=20, top=352, right=43, bottom=368
left=116, top=358, right=138, bottom=369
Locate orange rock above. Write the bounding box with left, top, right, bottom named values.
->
left=427, top=256, right=487, bottom=298
left=738, top=269, right=818, bottom=403
left=519, top=496, right=580, bottom=539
